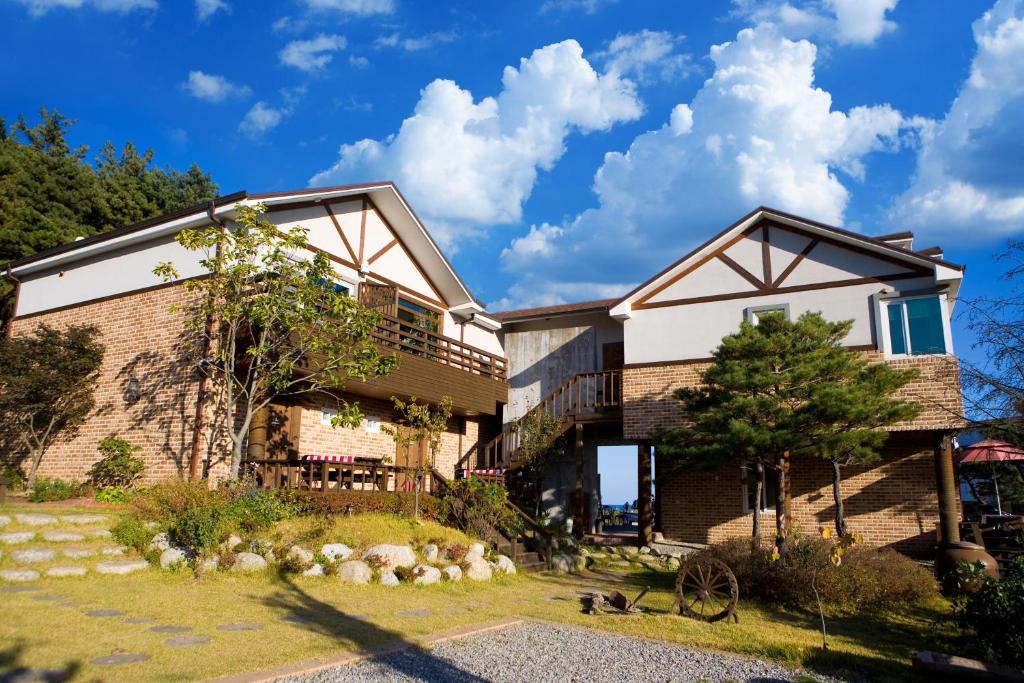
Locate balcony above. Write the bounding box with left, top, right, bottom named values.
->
left=342, top=310, right=508, bottom=416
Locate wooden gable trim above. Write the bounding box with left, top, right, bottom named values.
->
left=358, top=197, right=368, bottom=265
left=768, top=221, right=932, bottom=275
left=301, top=240, right=360, bottom=272
left=632, top=271, right=924, bottom=310
left=367, top=238, right=399, bottom=266
left=364, top=195, right=449, bottom=307
left=771, top=238, right=819, bottom=289
left=323, top=202, right=360, bottom=265
left=761, top=224, right=772, bottom=287
left=717, top=253, right=766, bottom=291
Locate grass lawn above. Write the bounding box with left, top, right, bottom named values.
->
left=1, top=500, right=958, bottom=682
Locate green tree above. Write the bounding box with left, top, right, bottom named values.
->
left=0, top=324, right=104, bottom=486
left=654, top=312, right=919, bottom=546
left=154, top=203, right=397, bottom=478
left=383, top=395, right=453, bottom=519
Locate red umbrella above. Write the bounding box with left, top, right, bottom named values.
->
left=958, top=439, right=1024, bottom=515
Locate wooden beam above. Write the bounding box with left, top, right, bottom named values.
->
left=717, top=253, right=767, bottom=290
left=367, top=238, right=399, bottom=265
left=358, top=197, right=368, bottom=265
left=772, top=238, right=818, bottom=289
left=761, top=224, right=772, bottom=288
left=323, top=203, right=359, bottom=265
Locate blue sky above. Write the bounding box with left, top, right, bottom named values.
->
left=3, top=0, right=1022, bottom=502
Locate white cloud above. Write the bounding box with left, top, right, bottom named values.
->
left=14, top=0, right=155, bottom=16
left=182, top=70, right=251, bottom=102
left=195, top=0, right=227, bottom=20
left=375, top=31, right=458, bottom=52
left=239, top=87, right=305, bottom=140
left=280, top=34, right=347, bottom=71
left=498, top=24, right=910, bottom=307
left=539, top=0, right=618, bottom=15
left=596, top=30, right=695, bottom=84
left=300, top=0, right=392, bottom=14
left=490, top=278, right=633, bottom=311
left=310, top=39, right=643, bottom=243
left=732, top=0, right=898, bottom=45
left=891, top=0, right=1024, bottom=241
left=348, top=55, right=370, bottom=68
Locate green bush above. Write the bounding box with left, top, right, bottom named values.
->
left=441, top=477, right=524, bottom=540
left=169, top=506, right=231, bottom=557
left=111, top=515, right=154, bottom=554
left=128, top=479, right=224, bottom=521
left=96, top=486, right=130, bottom=504
left=0, top=463, right=26, bottom=491
left=956, top=556, right=1024, bottom=667
left=290, top=490, right=444, bottom=521
left=226, top=490, right=296, bottom=533
left=88, top=438, right=145, bottom=488
left=27, top=477, right=82, bottom=502
left=699, top=536, right=937, bottom=614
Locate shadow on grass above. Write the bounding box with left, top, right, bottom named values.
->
left=0, top=641, right=81, bottom=683
left=257, top=574, right=489, bottom=681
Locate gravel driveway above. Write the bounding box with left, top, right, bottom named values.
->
left=284, top=621, right=838, bottom=682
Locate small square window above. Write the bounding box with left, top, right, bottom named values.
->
left=745, top=303, right=790, bottom=325
left=321, top=407, right=337, bottom=426
left=364, top=416, right=381, bottom=433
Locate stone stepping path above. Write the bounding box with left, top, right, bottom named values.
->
left=63, top=548, right=97, bottom=559
left=46, top=565, right=88, bottom=578
left=1, top=584, right=41, bottom=592
left=90, top=529, right=112, bottom=538
left=397, top=609, right=432, bottom=618
left=31, top=593, right=63, bottom=601
left=86, top=609, right=125, bottom=618
left=11, top=548, right=57, bottom=563
left=92, top=653, right=150, bottom=666
left=42, top=531, right=86, bottom=542
left=0, top=532, right=36, bottom=544
left=150, top=625, right=192, bottom=634
left=0, top=515, right=10, bottom=527
left=100, top=546, right=127, bottom=556
left=165, top=635, right=211, bottom=648
left=125, top=616, right=155, bottom=624
left=61, top=514, right=107, bottom=525
left=217, top=622, right=262, bottom=632
left=15, top=513, right=57, bottom=526
left=95, top=559, right=148, bottom=575
left=0, top=569, right=41, bottom=582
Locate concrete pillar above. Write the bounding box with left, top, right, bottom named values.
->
left=638, top=442, right=653, bottom=546
left=574, top=422, right=584, bottom=538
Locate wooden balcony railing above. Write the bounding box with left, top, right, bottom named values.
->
left=371, top=310, right=507, bottom=382
left=245, top=458, right=441, bottom=494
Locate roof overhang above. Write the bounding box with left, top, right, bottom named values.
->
left=610, top=207, right=964, bottom=320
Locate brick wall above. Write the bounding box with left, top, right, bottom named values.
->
left=657, top=431, right=943, bottom=555
left=624, top=354, right=964, bottom=440
left=5, top=283, right=232, bottom=483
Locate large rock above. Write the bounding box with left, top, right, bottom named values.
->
left=320, top=543, right=352, bottom=562
left=0, top=569, right=40, bottom=582
left=551, top=553, right=574, bottom=574
left=492, top=555, right=516, bottom=575
left=230, top=552, right=268, bottom=573
left=422, top=544, right=439, bottom=562
left=442, top=565, right=463, bottom=582
left=362, top=544, right=416, bottom=570
left=148, top=533, right=171, bottom=553
left=379, top=570, right=400, bottom=587
left=12, top=548, right=56, bottom=563
left=223, top=534, right=243, bottom=551
left=337, top=560, right=372, bottom=584
left=464, top=557, right=492, bottom=581
left=251, top=540, right=276, bottom=562
left=200, top=556, right=219, bottom=573
left=0, top=532, right=35, bottom=544
left=302, top=564, right=325, bottom=577
left=571, top=554, right=588, bottom=572
left=15, top=514, right=56, bottom=526
left=160, top=547, right=190, bottom=569
left=464, top=543, right=486, bottom=562
left=412, top=564, right=441, bottom=586
left=96, top=560, right=149, bottom=575
left=286, top=546, right=314, bottom=568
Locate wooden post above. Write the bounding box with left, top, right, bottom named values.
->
left=638, top=442, right=653, bottom=546
left=934, top=432, right=961, bottom=545
left=574, top=422, right=584, bottom=538
left=247, top=405, right=270, bottom=462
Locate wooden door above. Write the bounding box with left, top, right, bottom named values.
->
left=266, top=405, right=301, bottom=461
left=394, top=428, right=428, bottom=492
left=602, top=342, right=624, bottom=371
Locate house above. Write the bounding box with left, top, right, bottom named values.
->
left=4, top=188, right=965, bottom=556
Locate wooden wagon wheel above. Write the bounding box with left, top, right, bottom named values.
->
left=674, top=556, right=739, bottom=623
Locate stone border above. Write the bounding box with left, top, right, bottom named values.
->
left=211, top=617, right=524, bottom=683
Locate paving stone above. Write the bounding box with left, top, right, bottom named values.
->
left=164, top=635, right=212, bottom=648
left=1, top=584, right=41, bottom=592
left=216, top=622, right=262, bottom=632
left=15, top=514, right=57, bottom=526
left=46, top=566, right=88, bottom=578
left=42, top=531, right=85, bottom=543
left=62, top=548, right=96, bottom=559
left=0, top=532, right=36, bottom=544
left=89, top=529, right=113, bottom=539
left=0, top=666, right=74, bottom=681
left=0, top=514, right=10, bottom=527
left=124, top=616, right=155, bottom=624
left=397, top=608, right=432, bottom=618
left=60, top=514, right=107, bottom=525
left=149, top=625, right=192, bottom=633
left=11, top=548, right=56, bottom=563
left=95, top=559, right=149, bottom=575
left=86, top=609, right=124, bottom=617
left=280, top=614, right=315, bottom=623
left=31, top=593, right=63, bottom=601
left=100, top=546, right=127, bottom=556
left=92, top=653, right=150, bottom=666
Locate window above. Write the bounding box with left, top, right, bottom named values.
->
left=316, top=278, right=351, bottom=297
left=882, top=295, right=949, bottom=357
left=397, top=297, right=440, bottom=333
left=742, top=463, right=778, bottom=513
left=745, top=303, right=790, bottom=325
left=364, top=415, right=381, bottom=433
left=321, top=407, right=337, bottom=426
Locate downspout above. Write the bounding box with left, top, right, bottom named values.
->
left=3, top=265, right=21, bottom=339
left=188, top=200, right=222, bottom=480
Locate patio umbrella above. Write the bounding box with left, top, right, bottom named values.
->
left=957, top=438, right=1024, bottom=516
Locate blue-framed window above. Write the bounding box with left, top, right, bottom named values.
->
left=884, top=296, right=948, bottom=356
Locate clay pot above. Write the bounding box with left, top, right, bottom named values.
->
left=935, top=541, right=1000, bottom=594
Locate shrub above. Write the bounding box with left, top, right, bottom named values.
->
left=0, top=463, right=26, bottom=491
left=291, top=490, right=444, bottom=521
left=169, top=506, right=231, bottom=557
left=111, top=515, right=154, bottom=554
left=956, top=556, right=1024, bottom=667
left=226, top=490, right=296, bottom=533
left=88, top=438, right=145, bottom=488
left=27, top=477, right=82, bottom=502
left=96, top=486, right=130, bottom=504
left=128, top=479, right=224, bottom=521
left=698, top=535, right=937, bottom=614
left=441, top=477, right=523, bottom=540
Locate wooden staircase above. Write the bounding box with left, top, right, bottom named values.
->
left=470, top=370, right=623, bottom=472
